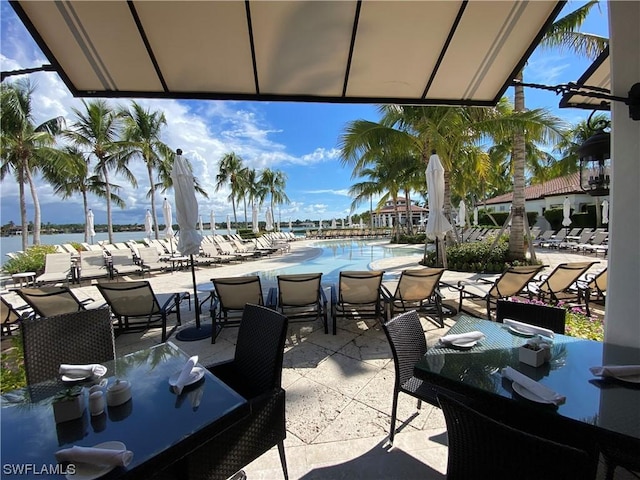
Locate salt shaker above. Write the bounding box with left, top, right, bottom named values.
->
left=89, top=391, right=105, bottom=416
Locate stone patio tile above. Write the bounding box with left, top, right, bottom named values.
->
left=303, top=351, right=381, bottom=399
left=337, top=327, right=392, bottom=368
left=282, top=341, right=334, bottom=374
left=303, top=326, right=361, bottom=353
left=285, top=376, right=351, bottom=444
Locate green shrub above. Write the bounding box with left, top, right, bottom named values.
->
left=0, top=335, right=25, bottom=393
left=2, top=245, right=58, bottom=274
left=395, top=233, right=427, bottom=244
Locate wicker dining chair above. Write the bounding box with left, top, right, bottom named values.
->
left=496, top=300, right=566, bottom=334
left=438, top=393, right=596, bottom=480
left=21, top=307, right=115, bottom=386
left=171, top=303, right=289, bottom=480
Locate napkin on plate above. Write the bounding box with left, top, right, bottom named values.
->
left=589, top=365, right=640, bottom=378
left=55, top=445, right=133, bottom=467
left=502, top=366, right=566, bottom=405
left=503, top=319, right=554, bottom=338
left=59, top=364, right=104, bottom=377
left=439, top=331, right=485, bottom=346
left=173, top=355, right=198, bottom=395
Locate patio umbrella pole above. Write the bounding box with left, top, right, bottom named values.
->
left=191, top=254, right=200, bottom=328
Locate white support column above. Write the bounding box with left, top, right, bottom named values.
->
left=605, top=0, right=640, bottom=348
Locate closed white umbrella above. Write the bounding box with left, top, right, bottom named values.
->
left=349, top=215, right=353, bottom=227
left=163, top=198, right=175, bottom=240
left=289, top=218, right=292, bottom=231
left=457, top=200, right=466, bottom=228
left=198, top=215, right=204, bottom=237
left=425, top=153, right=452, bottom=267
left=331, top=218, right=337, bottom=229
left=226, top=214, right=232, bottom=235
left=265, top=209, right=274, bottom=231
left=601, top=200, right=609, bottom=224
left=210, top=210, right=216, bottom=236
left=87, top=209, right=96, bottom=244
left=252, top=204, right=259, bottom=233
left=562, top=197, right=572, bottom=227
left=171, top=149, right=206, bottom=341
left=144, top=209, right=153, bottom=240
left=341, top=218, right=344, bottom=229
left=473, top=206, right=479, bottom=227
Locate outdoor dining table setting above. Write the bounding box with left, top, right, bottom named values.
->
left=414, top=315, right=640, bottom=464
left=0, top=342, right=249, bottom=479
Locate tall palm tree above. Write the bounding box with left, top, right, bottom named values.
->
left=66, top=99, right=134, bottom=245
left=120, top=101, right=171, bottom=239
left=259, top=168, right=290, bottom=230
left=508, top=0, right=608, bottom=259
left=0, top=79, right=64, bottom=249
left=215, top=152, right=244, bottom=226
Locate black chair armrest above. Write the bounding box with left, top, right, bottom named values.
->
left=206, top=360, right=237, bottom=388
left=266, top=287, right=278, bottom=309
left=380, top=284, right=392, bottom=300
left=330, top=284, right=338, bottom=304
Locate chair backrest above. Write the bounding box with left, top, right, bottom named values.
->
left=589, top=268, right=608, bottom=294
left=1, top=297, right=26, bottom=328
left=437, top=393, right=594, bottom=480
left=43, top=253, right=71, bottom=273
left=277, top=273, right=322, bottom=307
left=496, top=300, right=566, bottom=334
left=339, top=270, right=384, bottom=305
left=110, top=250, right=134, bottom=266
left=137, top=246, right=160, bottom=264
left=80, top=251, right=106, bottom=269
left=393, top=268, right=444, bottom=302
left=232, top=303, right=288, bottom=398
left=96, top=281, right=160, bottom=317
left=21, top=307, right=115, bottom=385
left=489, top=265, right=544, bottom=299
left=539, top=261, right=597, bottom=294
left=17, top=287, right=86, bottom=318
left=382, top=310, right=427, bottom=388
left=212, top=276, right=263, bottom=310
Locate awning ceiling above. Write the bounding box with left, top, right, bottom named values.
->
left=560, top=47, right=611, bottom=111
left=10, top=0, right=564, bottom=106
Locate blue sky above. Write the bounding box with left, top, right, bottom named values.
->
left=0, top=1, right=609, bottom=227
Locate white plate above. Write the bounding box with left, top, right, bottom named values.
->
left=451, top=339, right=477, bottom=348
left=508, top=325, right=536, bottom=337
left=512, top=382, right=554, bottom=404
left=614, top=374, right=640, bottom=384
left=65, top=441, right=126, bottom=480
left=62, top=365, right=107, bottom=382
left=168, top=366, right=205, bottom=389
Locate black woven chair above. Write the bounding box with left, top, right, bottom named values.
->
left=438, top=393, right=596, bottom=480
left=21, top=308, right=115, bottom=386
left=170, top=303, right=289, bottom=480
left=602, top=439, right=640, bottom=480
left=496, top=299, right=566, bottom=334
left=381, top=310, right=441, bottom=446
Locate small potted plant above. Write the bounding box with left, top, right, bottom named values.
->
left=519, top=336, right=552, bottom=368
left=52, top=386, right=85, bottom=423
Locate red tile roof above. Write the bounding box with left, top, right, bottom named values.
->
left=484, top=172, right=583, bottom=205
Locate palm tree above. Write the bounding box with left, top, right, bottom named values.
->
left=120, top=101, right=171, bottom=239
left=508, top=0, right=608, bottom=260
left=216, top=152, right=244, bottom=226
left=258, top=168, right=290, bottom=231
left=155, top=149, right=208, bottom=198
left=0, top=79, right=64, bottom=249
left=66, top=99, right=135, bottom=245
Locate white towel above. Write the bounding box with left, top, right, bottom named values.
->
left=59, top=364, right=103, bottom=377
left=590, top=365, right=640, bottom=378
left=440, top=331, right=485, bottom=346
left=503, top=319, right=554, bottom=339
left=173, top=356, right=198, bottom=395
left=55, top=445, right=133, bottom=467
left=502, top=366, right=566, bottom=405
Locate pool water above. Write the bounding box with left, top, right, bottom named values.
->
left=252, top=239, right=424, bottom=285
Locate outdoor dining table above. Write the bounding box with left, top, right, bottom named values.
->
left=414, top=315, right=640, bottom=462
left=0, top=342, right=249, bottom=479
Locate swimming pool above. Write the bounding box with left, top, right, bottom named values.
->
left=252, top=239, right=425, bottom=284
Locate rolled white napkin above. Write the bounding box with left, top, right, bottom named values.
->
left=502, top=366, right=566, bottom=405
left=503, top=319, right=554, bottom=339
left=590, top=365, right=640, bottom=378
left=59, top=364, right=103, bottom=376
left=55, top=445, right=133, bottom=467
left=173, top=355, right=198, bottom=395
left=439, top=331, right=485, bottom=346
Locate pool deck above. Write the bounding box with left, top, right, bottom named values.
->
left=4, top=239, right=629, bottom=479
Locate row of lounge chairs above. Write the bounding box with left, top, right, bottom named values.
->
left=533, top=228, right=608, bottom=255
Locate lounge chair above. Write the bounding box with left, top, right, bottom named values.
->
left=77, top=251, right=110, bottom=284
left=526, top=261, right=598, bottom=304
left=96, top=280, right=189, bottom=343
left=209, top=276, right=264, bottom=343
left=199, top=243, right=230, bottom=264
left=267, top=273, right=329, bottom=334
left=456, top=265, right=545, bottom=318
left=382, top=268, right=447, bottom=327
left=532, top=230, right=554, bottom=246
left=541, top=229, right=567, bottom=248
left=1, top=296, right=32, bottom=335
left=330, top=270, right=386, bottom=334
left=109, top=250, right=144, bottom=279
left=576, top=231, right=608, bottom=253
left=16, top=286, right=96, bottom=318
left=577, top=268, right=607, bottom=316
left=136, top=246, right=168, bottom=275
left=35, top=253, right=72, bottom=286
